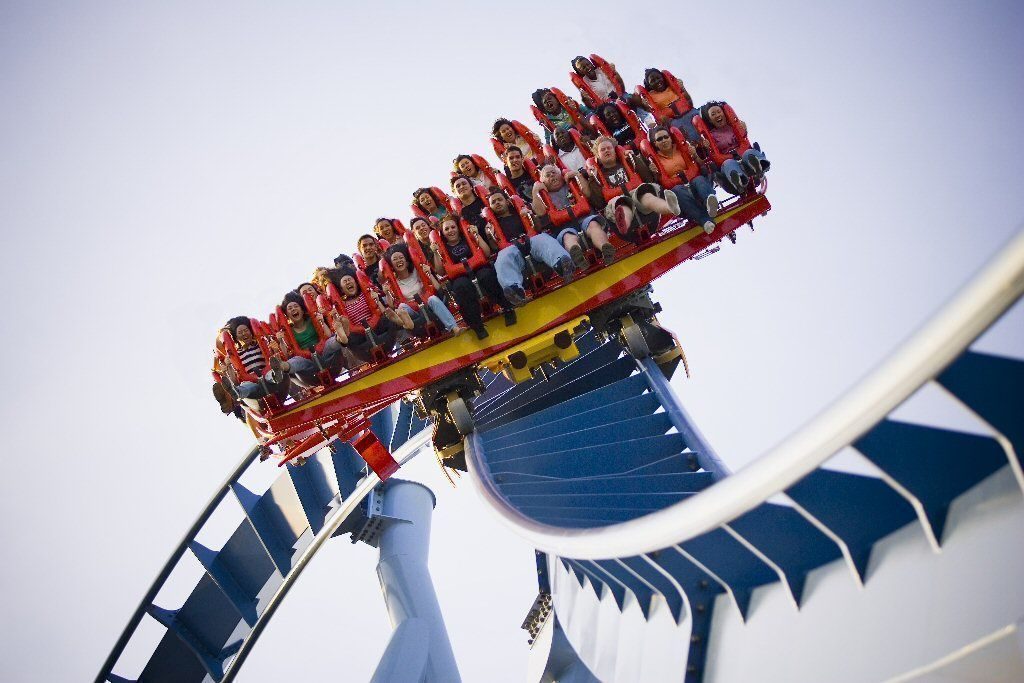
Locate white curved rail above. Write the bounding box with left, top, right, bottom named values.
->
left=467, top=230, right=1024, bottom=561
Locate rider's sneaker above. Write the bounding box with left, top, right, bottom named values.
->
left=555, top=256, right=575, bottom=284
left=703, top=220, right=716, bottom=234
left=503, top=309, right=518, bottom=326
left=664, top=190, right=681, bottom=216
left=212, top=383, right=234, bottom=414
left=473, top=324, right=489, bottom=340
left=568, top=244, right=587, bottom=270
left=504, top=285, right=528, bottom=307
left=601, top=242, right=616, bottom=265
left=705, top=194, right=719, bottom=218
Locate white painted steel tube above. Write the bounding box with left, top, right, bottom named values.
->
left=467, top=230, right=1024, bottom=561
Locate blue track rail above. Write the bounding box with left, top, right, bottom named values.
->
left=97, top=404, right=428, bottom=683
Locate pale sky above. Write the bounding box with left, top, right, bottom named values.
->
left=1, top=1, right=1022, bottom=681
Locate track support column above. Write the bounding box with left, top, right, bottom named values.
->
left=371, top=480, right=460, bottom=683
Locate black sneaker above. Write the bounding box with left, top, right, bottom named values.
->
left=555, top=256, right=575, bottom=284
left=568, top=244, right=587, bottom=270
left=503, top=309, right=517, bottom=326
left=601, top=242, right=616, bottom=265
left=504, top=285, right=528, bottom=307
left=473, top=324, right=489, bottom=340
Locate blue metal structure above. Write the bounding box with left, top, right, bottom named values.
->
left=101, top=232, right=1023, bottom=682
left=97, top=404, right=429, bottom=683
left=467, top=316, right=1024, bottom=680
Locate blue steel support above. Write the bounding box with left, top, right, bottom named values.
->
left=639, top=357, right=731, bottom=479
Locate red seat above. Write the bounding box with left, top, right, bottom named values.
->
left=638, top=126, right=704, bottom=188
left=634, top=69, right=695, bottom=124
left=490, top=120, right=544, bottom=160
left=429, top=218, right=490, bottom=280
left=690, top=103, right=752, bottom=168
left=589, top=101, right=645, bottom=151
left=411, top=187, right=456, bottom=219
left=531, top=87, right=588, bottom=133
left=570, top=53, right=626, bottom=109
left=451, top=154, right=501, bottom=188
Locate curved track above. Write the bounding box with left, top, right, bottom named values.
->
left=98, top=405, right=430, bottom=683
left=466, top=231, right=1024, bottom=681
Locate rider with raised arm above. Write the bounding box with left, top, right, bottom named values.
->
left=531, top=163, right=615, bottom=266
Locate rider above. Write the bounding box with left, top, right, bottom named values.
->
left=373, top=218, right=401, bottom=245
left=551, top=128, right=589, bottom=173
left=531, top=163, right=614, bottom=267
left=638, top=68, right=700, bottom=141
left=644, top=125, right=718, bottom=233
left=357, top=234, right=384, bottom=286
left=383, top=242, right=459, bottom=333
left=487, top=187, right=575, bottom=306
left=431, top=213, right=516, bottom=339
left=492, top=118, right=541, bottom=160
left=501, top=146, right=535, bottom=203
left=588, top=136, right=680, bottom=240
left=453, top=154, right=498, bottom=189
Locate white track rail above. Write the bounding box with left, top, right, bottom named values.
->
left=467, top=230, right=1024, bottom=561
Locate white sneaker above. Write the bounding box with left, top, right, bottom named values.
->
left=703, top=220, right=716, bottom=234
left=705, top=194, right=719, bottom=218
left=664, top=190, right=681, bottom=216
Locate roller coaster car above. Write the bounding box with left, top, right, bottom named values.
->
left=254, top=191, right=770, bottom=471
left=637, top=125, right=706, bottom=188
left=634, top=69, right=695, bottom=124
left=531, top=87, right=588, bottom=133
left=491, top=120, right=545, bottom=160
left=570, top=53, right=626, bottom=110
left=589, top=101, right=645, bottom=150
left=411, top=187, right=456, bottom=220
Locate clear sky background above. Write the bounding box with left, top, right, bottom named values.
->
left=1, top=1, right=1022, bottom=681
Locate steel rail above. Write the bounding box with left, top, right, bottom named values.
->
left=97, top=446, right=261, bottom=682
left=467, top=230, right=1024, bottom=561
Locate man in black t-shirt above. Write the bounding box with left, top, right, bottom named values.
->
left=487, top=188, right=575, bottom=306
left=501, top=146, right=535, bottom=203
